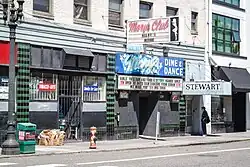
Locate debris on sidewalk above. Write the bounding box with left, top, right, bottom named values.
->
left=38, top=129, right=65, bottom=146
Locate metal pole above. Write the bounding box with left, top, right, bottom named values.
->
left=154, top=111, right=160, bottom=144
left=1, top=22, right=19, bottom=155
left=1, top=0, right=25, bottom=155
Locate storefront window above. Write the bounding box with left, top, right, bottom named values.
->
left=83, top=76, right=106, bottom=101
left=0, top=68, right=10, bottom=101
left=211, top=96, right=224, bottom=122
left=0, top=77, right=9, bottom=101
left=30, top=72, right=58, bottom=101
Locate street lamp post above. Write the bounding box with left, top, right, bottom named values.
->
left=1, top=0, right=24, bottom=155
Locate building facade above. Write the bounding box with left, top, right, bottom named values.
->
left=209, top=0, right=250, bottom=134
left=0, top=0, right=226, bottom=142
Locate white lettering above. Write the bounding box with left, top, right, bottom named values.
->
left=164, top=67, right=183, bottom=76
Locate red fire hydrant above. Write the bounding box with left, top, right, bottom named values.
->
left=89, top=126, right=97, bottom=149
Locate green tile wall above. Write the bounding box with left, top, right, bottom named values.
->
left=179, top=95, right=186, bottom=133
left=16, top=43, right=30, bottom=123
left=106, top=54, right=116, bottom=138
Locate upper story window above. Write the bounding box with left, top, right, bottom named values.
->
left=212, top=13, right=240, bottom=55
left=191, top=11, right=198, bottom=33
left=33, top=0, right=52, bottom=13
left=109, top=0, right=123, bottom=26
left=74, top=0, right=88, bottom=20
left=139, top=1, right=152, bottom=19
left=217, top=0, right=240, bottom=7
left=166, top=6, right=178, bottom=17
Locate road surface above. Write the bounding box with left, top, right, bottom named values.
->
left=1, top=141, right=250, bottom=167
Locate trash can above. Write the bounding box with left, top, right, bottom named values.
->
left=17, top=123, right=36, bottom=154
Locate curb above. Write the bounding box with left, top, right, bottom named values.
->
left=139, top=136, right=166, bottom=141
left=0, top=138, right=250, bottom=159
left=170, top=138, right=250, bottom=147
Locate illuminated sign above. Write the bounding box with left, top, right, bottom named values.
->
left=127, top=17, right=179, bottom=44
left=116, top=53, right=184, bottom=77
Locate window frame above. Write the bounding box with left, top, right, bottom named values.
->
left=33, top=0, right=54, bottom=19
left=191, top=11, right=198, bottom=34
left=139, top=1, right=153, bottom=19
left=216, top=0, right=240, bottom=7
left=83, top=76, right=106, bottom=102
left=212, top=13, right=240, bottom=55
left=73, top=0, right=89, bottom=21
left=30, top=72, right=58, bottom=101
left=0, top=76, right=9, bottom=101
left=108, top=0, right=123, bottom=27
left=166, top=6, right=178, bottom=17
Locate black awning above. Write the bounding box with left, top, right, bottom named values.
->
left=62, top=48, right=94, bottom=70
left=62, top=48, right=94, bottom=57
left=219, top=67, right=250, bottom=92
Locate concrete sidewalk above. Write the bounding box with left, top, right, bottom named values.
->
left=1, top=132, right=250, bottom=159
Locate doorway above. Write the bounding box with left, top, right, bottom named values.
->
left=186, top=96, right=202, bottom=135
left=139, top=96, right=149, bottom=135
left=232, top=92, right=246, bottom=132
left=58, top=75, right=82, bottom=139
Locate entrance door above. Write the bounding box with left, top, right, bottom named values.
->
left=139, top=96, right=149, bottom=135
left=58, top=75, right=82, bottom=139
left=186, top=96, right=202, bottom=135
left=233, top=92, right=246, bottom=132
left=186, top=98, right=193, bottom=133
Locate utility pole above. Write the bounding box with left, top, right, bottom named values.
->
left=1, top=0, right=25, bottom=155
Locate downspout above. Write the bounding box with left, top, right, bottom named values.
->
left=203, top=0, right=213, bottom=134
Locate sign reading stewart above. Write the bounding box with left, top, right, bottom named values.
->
left=182, top=81, right=232, bottom=95
left=127, top=17, right=179, bottom=44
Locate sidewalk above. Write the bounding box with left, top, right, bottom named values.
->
left=1, top=132, right=250, bottom=159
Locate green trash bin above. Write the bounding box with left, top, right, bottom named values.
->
left=17, top=123, right=36, bottom=154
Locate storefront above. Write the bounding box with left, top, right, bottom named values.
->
left=28, top=45, right=108, bottom=139
left=115, top=52, right=184, bottom=137
left=212, top=66, right=250, bottom=133
left=182, top=81, right=232, bottom=135
left=0, top=41, right=15, bottom=145
left=0, top=40, right=108, bottom=141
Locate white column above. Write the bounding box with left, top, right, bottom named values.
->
left=203, top=0, right=212, bottom=134
left=246, top=93, right=250, bottom=130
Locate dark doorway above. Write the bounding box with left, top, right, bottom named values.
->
left=139, top=96, right=149, bottom=135
left=232, top=92, right=246, bottom=132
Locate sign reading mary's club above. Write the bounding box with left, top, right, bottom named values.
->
left=127, top=17, right=179, bottom=44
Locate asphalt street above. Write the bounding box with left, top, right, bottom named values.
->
left=1, top=141, right=250, bottom=167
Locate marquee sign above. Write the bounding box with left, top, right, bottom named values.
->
left=182, top=81, right=232, bottom=95
left=117, top=75, right=183, bottom=91
left=127, top=17, right=179, bottom=44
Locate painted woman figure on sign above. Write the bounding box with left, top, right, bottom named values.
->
left=201, top=107, right=210, bottom=136
left=170, top=17, right=179, bottom=41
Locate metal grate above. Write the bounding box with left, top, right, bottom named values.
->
left=58, top=75, right=82, bottom=139
left=30, top=73, right=58, bottom=101
left=83, top=76, right=106, bottom=102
